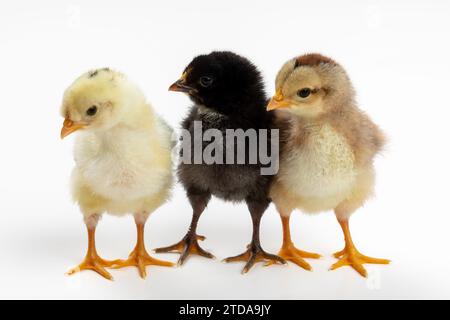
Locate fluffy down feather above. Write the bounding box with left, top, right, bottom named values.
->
left=61, top=69, right=174, bottom=218
left=266, top=54, right=389, bottom=277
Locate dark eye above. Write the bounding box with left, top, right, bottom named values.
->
left=297, top=88, right=311, bottom=98
left=199, top=76, right=213, bottom=88
left=86, top=105, right=98, bottom=116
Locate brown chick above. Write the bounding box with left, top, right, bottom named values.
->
left=267, top=53, right=390, bottom=277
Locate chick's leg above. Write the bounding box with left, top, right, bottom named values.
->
left=331, top=217, right=390, bottom=277
left=267, top=212, right=321, bottom=270
left=155, top=189, right=214, bottom=266
left=67, top=214, right=118, bottom=281
left=224, top=199, right=286, bottom=274
left=111, top=213, right=174, bottom=279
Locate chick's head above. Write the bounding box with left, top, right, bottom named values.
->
left=60, top=68, right=145, bottom=139
left=267, top=54, right=354, bottom=118
left=169, top=51, right=267, bottom=115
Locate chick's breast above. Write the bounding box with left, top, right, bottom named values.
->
left=276, top=124, right=357, bottom=211
left=177, top=107, right=272, bottom=202
left=72, top=122, right=173, bottom=203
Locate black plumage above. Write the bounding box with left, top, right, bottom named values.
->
left=156, top=51, right=285, bottom=273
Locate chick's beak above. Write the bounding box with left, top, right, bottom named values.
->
left=60, top=119, right=85, bottom=139
left=168, top=80, right=195, bottom=93
left=168, top=72, right=195, bottom=93
left=267, top=89, right=291, bottom=111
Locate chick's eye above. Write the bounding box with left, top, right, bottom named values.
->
left=297, top=88, right=311, bottom=98
left=199, top=76, right=213, bottom=88
left=86, top=106, right=98, bottom=116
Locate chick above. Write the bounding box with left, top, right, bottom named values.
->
left=267, top=54, right=389, bottom=277
left=156, top=51, right=285, bottom=273
left=60, top=68, right=174, bottom=280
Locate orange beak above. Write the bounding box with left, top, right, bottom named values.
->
left=60, top=119, right=86, bottom=139
left=267, top=89, right=292, bottom=111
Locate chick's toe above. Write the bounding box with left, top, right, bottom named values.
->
left=267, top=244, right=321, bottom=271
left=111, top=249, right=174, bottom=279
left=330, top=250, right=390, bottom=278
left=224, top=245, right=286, bottom=274
left=67, top=255, right=119, bottom=281
left=330, top=220, right=390, bottom=277
left=155, top=233, right=214, bottom=266
left=110, top=217, right=174, bottom=279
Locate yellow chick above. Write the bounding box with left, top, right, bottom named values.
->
left=267, top=54, right=389, bottom=277
left=60, top=68, right=174, bottom=280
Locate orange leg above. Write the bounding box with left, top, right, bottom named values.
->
left=67, top=218, right=118, bottom=281
left=330, top=219, right=390, bottom=277
left=268, top=214, right=321, bottom=270
left=111, top=215, right=174, bottom=279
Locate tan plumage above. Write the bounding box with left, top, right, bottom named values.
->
left=267, top=54, right=389, bottom=277
left=60, top=68, right=174, bottom=280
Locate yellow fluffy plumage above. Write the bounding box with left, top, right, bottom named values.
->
left=60, top=68, right=174, bottom=280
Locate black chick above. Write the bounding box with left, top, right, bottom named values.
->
left=155, top=51, right=286, bottom=273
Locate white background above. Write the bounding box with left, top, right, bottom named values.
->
left=0, top=0, right=449, bottom=300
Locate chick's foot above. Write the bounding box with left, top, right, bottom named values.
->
left=266, top=243, right=321, bottom=270
left=330, top=247, right=390, bottom=277
left=332, top=219, right=390, bottom=277
left=67, top=222, right=119, bottom=281
left=111, top=246, right=174, bottom=279
left=154, top=233, right=214, bottom=266
left=224, top=244, right=286, bottom=274
left=267, top=215, right=321, bottom=270
left=67, top=253, right=119, bottom=281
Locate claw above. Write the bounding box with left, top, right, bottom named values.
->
left=333, top=249, right=345, bottom=258
left=224, top=244, right=286, bottom=274
left=111, top=247, right=174, bottom=279
left=67, top=256, right=117, bottom=281
left=155, top=233, right=214, bottom=266
left=330, top=248, right=390, bottom=278
left=266, top=243, right=321, bottom=271
left=332, top=220, right=390, bottom=278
